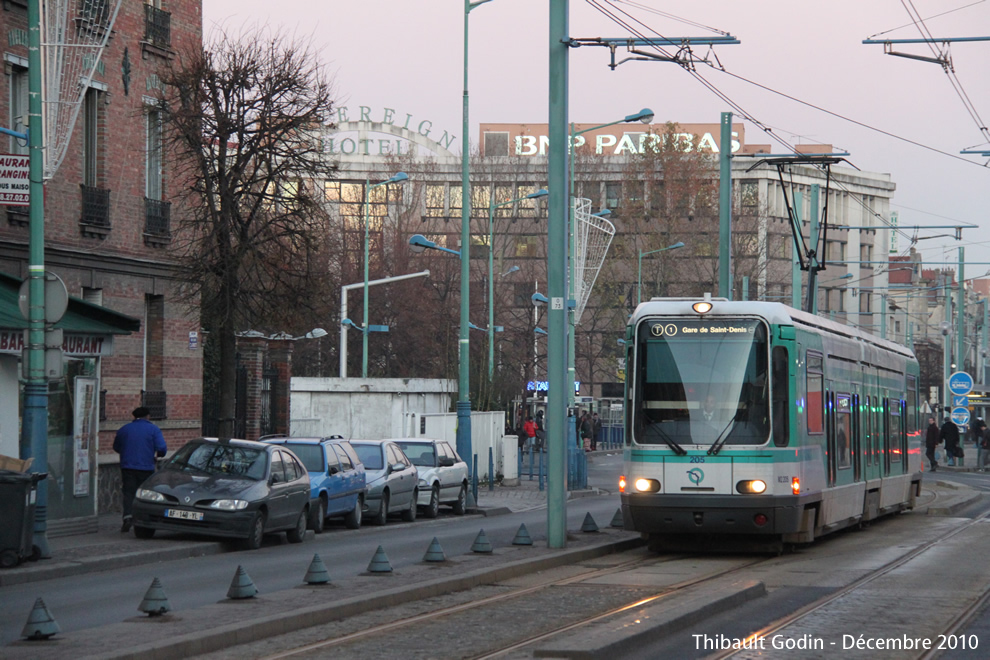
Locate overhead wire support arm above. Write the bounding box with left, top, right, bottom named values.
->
left=567, top=35, right=740, bottom=70
left=863, top=36, right=990, bottom=72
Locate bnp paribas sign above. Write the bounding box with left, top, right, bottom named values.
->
left=322, top=105, right=457, bottom=158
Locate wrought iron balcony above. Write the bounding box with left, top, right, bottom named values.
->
left=141, top=390, right=167, bottom=420
left=144, top=197, right=171, bottom=241
left=144, top=4, right=171, bottom=50
left=80, top=184, right=111, bottom=228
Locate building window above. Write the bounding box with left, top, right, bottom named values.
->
left=425, top=184, right=446, bottom=217
left=142, top=294, right=166, bottom=419
left=860, top=243, right=873, bottom=263
left=143, top=1, right=171, bottom=50
left=145, top=106, right=163, bottom=200
left=859, top=293, right=872, bottom=314
left=605, top=182, right=621, bottom=210
left=9, top=65, right=28, bottom=155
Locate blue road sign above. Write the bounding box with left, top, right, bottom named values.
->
left=949, top=371, right=974, bottom=396
left=951, top=406, right=971, bottom=426
left=953, top=395, right=969, bottom=407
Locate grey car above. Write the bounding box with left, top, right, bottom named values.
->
left=350, top=440, right=418, bottom=526
left=393, top=438, right=468, bottom=518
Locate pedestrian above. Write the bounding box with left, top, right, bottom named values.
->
left=523, top=415, right=537, bottom=450
left=978, top=419, right=990, bottom=472
left=113, top=406, right=167, bottom=532
left=940, top=416, right=961, bottom=467
left=580, top=412, right=593, bottom=451
left=925, top=416, right=940, bottom=472
left=535, top=410, right=546, bottom=451
left=592, top=412, right=602, bottom=451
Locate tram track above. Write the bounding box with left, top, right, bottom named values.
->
left=706, top=509, right=990, bottom=660
left=258, top=551, right=770, bottom=660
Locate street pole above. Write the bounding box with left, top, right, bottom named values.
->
left=20, top=0, right=50, bottom=558
left=547, top=0, right=569, bottom=549
left=957, top=247, right=965, bottom=376
left=718, top=111, right=732, bottom=299
left=806, top=184, right=820, bottom=315
left=362, top=177, right=371, bottom=378
left=944, top=282, right=952, bottom=416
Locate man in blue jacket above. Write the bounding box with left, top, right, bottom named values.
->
left=113, top=406, right=167, bottom=532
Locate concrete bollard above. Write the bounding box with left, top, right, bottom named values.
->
left=471, top=529, right=493, bottom=554
left=138, top=577, right=172, bottom=616
left=304, top=554, right=331, bottom=585
left=21, top=598, right=60, bottom=641
left=227, top=565, right=258, bottom=599
left=367, top=545, right=393, bottom=573
left=581, top=512, right=599, bottom=533
left=423, top=537, right=447, bottom=562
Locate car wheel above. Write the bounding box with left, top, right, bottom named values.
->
left=286, top=508, right=307, bottom=544
left=424, top=485, right=440, bottom=519
left=345, top=496, right=362, bottom=529
left=401, top=489, right=418, bottom=522
left=244, top=512, right=266, bottom=550
left=452, top=484, right=467, bottom=515
left=372, top=491, right=389, bottom=526
left=133, top=526, right=156, bottom=540
left=310, top=497, right=326, bottom=534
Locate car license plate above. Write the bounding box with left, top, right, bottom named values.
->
left=165, top=508, right=204, bottom=521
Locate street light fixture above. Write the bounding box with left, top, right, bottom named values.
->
left=362, top=172, right=409, bottom=378
left=637, top=242, right=686, bottom=305
left=487, top=188, right=548, bottom=378
left=409, top=234, right=461, bottom=257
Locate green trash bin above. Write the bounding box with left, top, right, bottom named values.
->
left=0, top=470, right=46, bottom=568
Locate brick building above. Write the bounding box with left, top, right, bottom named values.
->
left=0, top=0, right=204, bottom=532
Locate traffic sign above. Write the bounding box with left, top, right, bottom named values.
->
left=948, top=371, right=974, bottom=396
left=951, top=406, right=970, bottom=426
left=953, top=395, right=969, bottom=407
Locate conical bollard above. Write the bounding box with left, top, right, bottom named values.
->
left=138, top=577, right=171, bottom=616
left=512, top=523, right=533, bottom=546
left=367, top=545, right=393, bottom=573
left=581, top=512, right=599, bottom=533
left=227, top=565, right=258, bottom=599
left=610, top=507, right=625, bottom=528
left=471, top=529, right=493, bottom=554
left=423, top=537, right=446, bottom=562
left=21, top=598, right=60, bottom=640
left=304, top=554, right=331, bottom=585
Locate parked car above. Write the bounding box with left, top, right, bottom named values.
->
left=131, top=438, right=310, bottom=550
left=349, top=440, right=418, bottom=526
left=261, top=436, right=366, bottom=532
left=393, top=438, right=469, bottom=518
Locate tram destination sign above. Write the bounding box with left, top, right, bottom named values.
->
left=648, top=320, right=756, bottom=338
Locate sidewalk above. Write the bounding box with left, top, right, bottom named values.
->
left=0, top=452, right=605, bottom=588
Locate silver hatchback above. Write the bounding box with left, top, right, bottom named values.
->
left=393, top=438, right=468, bottom=518
left=350, top=440, right=419, bottom=526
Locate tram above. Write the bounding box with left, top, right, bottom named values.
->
left=619, top=297, right=922, bottom=551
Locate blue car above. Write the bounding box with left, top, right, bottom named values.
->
left=262, top=436, right=366, bottom=532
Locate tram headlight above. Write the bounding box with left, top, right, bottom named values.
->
left=692, top=301, right=713, bottom=314
left=633, top=478, right=660, bottom=493
left=736, top=479, right=767, bottom=494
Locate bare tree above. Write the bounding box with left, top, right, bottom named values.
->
left=161, top=29, right=339, bottom=439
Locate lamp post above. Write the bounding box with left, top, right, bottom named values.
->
left=488, top=189, right=547, bottom=378
left=637, top=242, right=685, bottom=306
left=568, top=109, right=653, bottom=408
left=363, top=172, right=408, bottom=378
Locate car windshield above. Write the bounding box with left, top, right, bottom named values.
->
left=352, top=444, right=384, bottom=470
left=395, top=442, right=435, bottom=467
left=167, top=443, right=268, bottom=480
left=284, top=444, right=324, bottom=473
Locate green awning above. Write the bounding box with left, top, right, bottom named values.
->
left=0, top=272, right=140, bottom=334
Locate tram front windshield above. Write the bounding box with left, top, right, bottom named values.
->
left=634, top=318, right=769, bottom=447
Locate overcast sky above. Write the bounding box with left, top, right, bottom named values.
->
left=203, top=1, right=990, bottom=270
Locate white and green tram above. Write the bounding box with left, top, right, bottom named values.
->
left=620, top=298, right=922, bottom=551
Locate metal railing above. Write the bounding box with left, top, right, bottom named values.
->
left=143, top=4, right=171, bottom=49
left=80, top=184, right=111, bottom=227
left=141, top=390, right=167, bottom=420
left=144, top=198, right=171, bottom=237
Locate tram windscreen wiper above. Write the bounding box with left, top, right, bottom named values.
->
left=645, top=422, right=687, bottom=455
left=707, top=414, right=738, bottom=456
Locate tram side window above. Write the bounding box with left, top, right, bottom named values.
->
left=888, top=399, right=902, bottom=466
left=836, top=394, right=852, bottom=469
left=806, top=353, right=824, bottom=434
left=772, top=346, right=789, bottom=446
left=906, top=376, right=918, bottom=437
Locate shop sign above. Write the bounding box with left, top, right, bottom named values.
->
left=0, top=330, right=113, bottom=356
left=0, top=154, right=29, bottom=205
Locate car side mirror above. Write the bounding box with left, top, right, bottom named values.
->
left=438, top=457, right=455, bottom=467
left=392, top=462, right=406, bottom=472
left=328, top=466, right=339, bottom=475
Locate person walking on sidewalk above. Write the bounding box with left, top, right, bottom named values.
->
left=925, top=416, right=940, bottom=472
left=941, top=416, right=961, bottom=467
left=114, top=406, right=166, bottom=532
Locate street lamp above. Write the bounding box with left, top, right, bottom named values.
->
left=637, top=242, right=685, bottom=305
left=488, top=188, right=547, bottom=378
left=409, top=234, right=461, bottom=257
left=362, top=172, right=409, bottom=378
